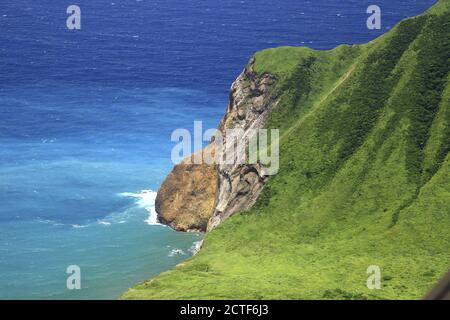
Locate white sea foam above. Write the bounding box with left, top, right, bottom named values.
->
left=189, top=240, right=203, bottom=255
left=72, top=224, right=88, bottom=229
left=36, top=190, right=161, bottom=230
left=119, top=189, right=161, bottom=225
left=35, top=218, right=64, bottom=227
left=168, top=248, right=186, bottom=257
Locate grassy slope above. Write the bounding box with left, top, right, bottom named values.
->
left=122, top=1, right=449, bottom=300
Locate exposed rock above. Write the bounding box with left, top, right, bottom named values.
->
left=155, top=58, right=278, bottom=233
left=207, top=60, right=278, bottom=231
left=155, top=146, right=218, bottom=232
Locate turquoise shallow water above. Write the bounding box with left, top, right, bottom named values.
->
left=0, top=86, right=224, bottom=299
left=0, top=0, right=436, bottom=299
left=0, top=208, right=202, bottom=299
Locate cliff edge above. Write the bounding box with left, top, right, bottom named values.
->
left=124, top=0, right=450, bottom=300
left=155, top=60, right=278, bottom=232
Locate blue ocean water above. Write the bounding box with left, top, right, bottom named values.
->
left=0, top=0, right=436, bottom=299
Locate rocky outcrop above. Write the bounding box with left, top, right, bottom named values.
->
left=155, top=58, right=278, bottom=232
left=207, top=60, right=278, bottom=231
left=155, top=147, right=218, bottom=232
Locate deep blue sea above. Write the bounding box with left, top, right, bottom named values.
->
left=0, top=0, right=436, bottom=299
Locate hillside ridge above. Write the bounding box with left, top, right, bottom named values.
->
left=123, top=0, right=449, bottom=300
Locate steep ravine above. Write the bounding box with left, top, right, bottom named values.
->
left=155, top=59, right=279, bottom=233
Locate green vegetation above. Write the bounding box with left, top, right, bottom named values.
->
left=122, top=1, right=449, bottom=300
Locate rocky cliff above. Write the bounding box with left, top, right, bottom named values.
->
left=155, top=59, right=278, bottom=232
left=155, top=147, right=218, bottom=232
left=124, top=0, right=450, bottom=300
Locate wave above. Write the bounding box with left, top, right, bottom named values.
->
left=118, top=189, right=161, bottom=225
left=35, top=217, right=92, bottom=229
left=35, top=218, right=64, bottom=227
left=34, top=189, right=161, bottom=229
left=189, top=240, right=203, bottom=255
left=71, top=224, right=88, bottom=229
left=168, top=248, right=186, bottom=257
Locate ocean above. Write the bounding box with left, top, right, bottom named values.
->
left=0, top=0, right=436, bottom=299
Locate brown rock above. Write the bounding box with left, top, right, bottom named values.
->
left=155, top=58, right=278, bottom=234
left=155, top=147, right=218, bottom=232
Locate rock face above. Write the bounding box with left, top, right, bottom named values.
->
left=155, top=147, right=218, bottom=232
left=155, top=59, right=278, bottom=232
left=207, top=60, right=278, bottom=231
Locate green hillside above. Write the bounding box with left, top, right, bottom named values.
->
left=123, top=1, right=450, bottom=300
